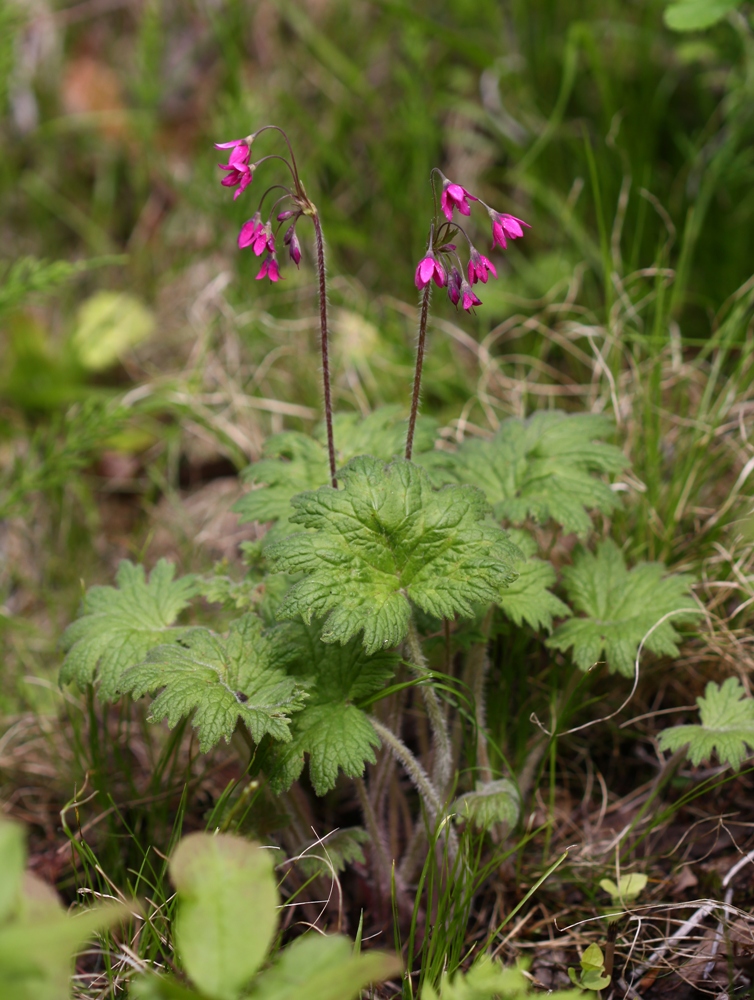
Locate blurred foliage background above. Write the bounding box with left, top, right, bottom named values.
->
left=1, top=0, right=754, bottom=712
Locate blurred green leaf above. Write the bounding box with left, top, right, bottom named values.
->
left=71, top=291, right=155, bottom=371
left=664, top=0, right=741, bottom=31
left=169, top=832, right=278, bottom=1000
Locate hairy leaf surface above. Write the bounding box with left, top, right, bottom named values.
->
left=439, top=411, right=628, bottom=537
left=120, top=615, right=306, bottom=752
left=234, top=406, right=437, bottom=533
left=658, top=678, right=754, bottom=769
left=264, top=623, right=397, bottom=794
left=60, top=560, right=198, bottom=700
left=499, top=529, right=571, bottom=631
left=547, top=540, right=697, bottom=675
left=270, top=456, right=521, bottom=653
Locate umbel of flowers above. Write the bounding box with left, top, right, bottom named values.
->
left=414, top=171, right=530, bottom=313
left=214, top=129, right=530, bottom=467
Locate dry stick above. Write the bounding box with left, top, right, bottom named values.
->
left=405, top=283, right=432, bottom=461
left=406, top=619, right=453, bottom=793
left=311, top=210, right=337, bottom=487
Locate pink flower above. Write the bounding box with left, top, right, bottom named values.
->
left=283, top=224, right=301, bottom=266
left=460, top=280, right=482, bottom=312
left=238, top=213, right=263, bottom=250
left=440, top=180, right=477, bottom=222
left=215, top=138, right=253, bottom=201
left=414, top=253, right=447, bottom=289
left=467, top=247, right=497, bottom=285
left=489, top=210, right=530, bottom=251
left=447, top=267, right=462, bottom=307
left=239, top=217, right=274, bottom=255
left=256, top=254, right=281, bottom=282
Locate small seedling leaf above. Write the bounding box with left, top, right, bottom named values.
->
left=599, top=872, right=648, bottom=903
left=453, top=779, right=521, bottom=832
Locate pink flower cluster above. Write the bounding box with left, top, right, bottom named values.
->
left=415, top=174, right=530, bottom=312
left=215, top=135, right=303, bottom=283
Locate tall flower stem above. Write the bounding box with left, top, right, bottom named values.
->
left=405, top=282, right=431, bottom=461
left=405, top=619, right=452, bottom=793
left=311, top=210, right=337, bottom=488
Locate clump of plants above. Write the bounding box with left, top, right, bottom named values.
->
left=57, top=126, right=749, bottom=992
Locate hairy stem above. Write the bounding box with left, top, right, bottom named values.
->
left=405, top=282, right=432, bottom=461
left=463, top=608, right=494, bottom=784
left=355, top=776, right=396, bottom=901
left=311, top=210, right=337, bottom=487
left=372, top=718, right=442, bottom=818
left=406, top=619, right=452, bottom=794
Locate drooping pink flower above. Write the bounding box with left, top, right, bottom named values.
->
left=460, top=280, right=482, bottom=311
left=216, top=138, right=254, bottom=200
left=414, top=253, right=447, bottom=289
left=489, top=210, right=530, bottom=251
left=238, top=216, right=273, bottom=255
left=238, top=212, right=264, bottom=250
left=447, top=267, right=462, bottom=307
left=467, top=247, right=497, bottom=285
left=440, top=180, right=477, bottom=222
left=256, top=253, right=281, bottom=282
left=286, top=229, right=301, bottom=267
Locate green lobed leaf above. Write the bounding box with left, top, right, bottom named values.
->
left=498, top=529, right=571, bottom=632
left=658, top=677, right=754, bottom=769
left=120, top=614, right=307, bottom=752
left=247, top=933, right=401, bottom=1000
left=437, top=411, right=628, bottom=538
left=233, top=406, right=437, bottom=539
left=169, top=833, right=278, bottom=1000
left=546, top=540, right=698, bottom=676
left=263, top=622, right=397, bottom=794
left=270, top=456, right=522, bottom=654
left=453, top=779, right=520, bottom=833
left=60, top=560, right=199, bottom=701
left=664, top=0, right=741, bottom=32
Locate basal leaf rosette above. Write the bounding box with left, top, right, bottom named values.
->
left=269, top=456, right=522, bottom=654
